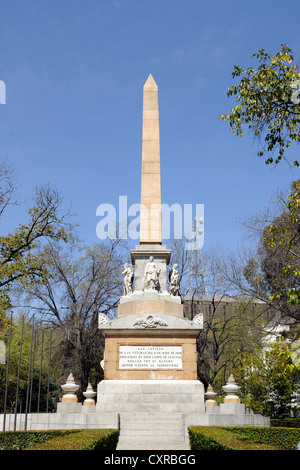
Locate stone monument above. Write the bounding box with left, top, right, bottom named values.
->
left=96, top=74, right=205, bottom=449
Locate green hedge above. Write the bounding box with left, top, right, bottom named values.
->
left=225, top=426, right=300, bottom=450
left=0, top=430, right=77, bottom=450
left=188, top=427, right=285, bottom=450
left=25, top=429, right=119, bottom=450
left=271, top=418, right=300, bottom=428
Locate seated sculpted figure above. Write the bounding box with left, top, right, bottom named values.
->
left=143, top=256, right=161, bottom=291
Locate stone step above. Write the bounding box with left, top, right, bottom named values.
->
left=98, top=393, right=202, bottom=403
left=97, top=402, right=204, bottom=413
left=121, top=423, right=182, bottom=430
left=117, top=411, right=188, bottom=450
left=118, top=435, right=186, bottom=444
left=120, top=412, right=183, bottom=420
left=119, top=412, right=183, bottom=424
left=117, top=443, right=190, bottom=450
left=120, top=429, right=184, bottom=437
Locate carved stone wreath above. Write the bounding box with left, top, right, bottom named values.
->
left=133, top=313, right=168, bottom=329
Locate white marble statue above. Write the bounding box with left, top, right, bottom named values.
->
left=169, top=263, right=180, bottom=296
left=122, top=263, right=134, bottom=296
left=143, top=256, right=161, bottom=291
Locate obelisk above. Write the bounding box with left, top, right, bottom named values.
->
left=129, top=74, right=170, bottom=293
left=140, top=74, right=162, bottom=244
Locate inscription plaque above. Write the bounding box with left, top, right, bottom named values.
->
left=119, top=345, right=182, bottom=369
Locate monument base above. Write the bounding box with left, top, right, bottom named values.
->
left=96, top=380, right=205, bottom=414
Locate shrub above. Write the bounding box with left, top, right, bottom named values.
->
left=0, top=430, right=76, bottom=450
left=188, top=427, right=284, bottom=450
left=271, top=418, right=300, bottom=428
left=226, top=426, right=300, bottom=450
left=25, top=429, right=119, bottom=450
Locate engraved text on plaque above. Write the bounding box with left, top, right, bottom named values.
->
left=119, top=346, right=182, bottom=369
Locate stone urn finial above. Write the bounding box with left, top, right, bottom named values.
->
left=61, top=373, right=79, bottom=403
left=83, top=383, right=97, bottom=406
left=205, top=384, right=218, bottom=407
left=222, top=374, right=241, bottom=404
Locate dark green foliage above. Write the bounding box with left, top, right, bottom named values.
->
left=188, top=426, right=286, bottom=450
left=271, top=418, right=300, bottom=428
left=25, top=429, right=119, bottom=450
left=188, top=427, right=229, bottom=450
left=222, top=44, right=300, bottom=167
left=226, top=426, right=300, bottom=450
left=0, top=430, right=77, bottom=450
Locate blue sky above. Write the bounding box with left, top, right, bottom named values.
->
left=0, top=0, right=299, bottom=255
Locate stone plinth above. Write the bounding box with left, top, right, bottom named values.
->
left=56, top=402, right=82, bottom=413
left=130, top=244, right=171, bottom=293
left=219, top=403, right=246, bottom=414
left=118, top=293, right=183, bottom=318
left=96, top=380, right=205, bottom=414
left=224, top=396, right=240, bottom=404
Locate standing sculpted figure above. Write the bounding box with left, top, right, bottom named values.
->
left=169, top=263, right=180, bottom=296
left=143, top=256, right=161, bottom=291
left=122, top=263, right=134, bottom=296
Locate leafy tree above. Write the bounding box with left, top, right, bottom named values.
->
left=264, top=179, right=300, bottom=306
left=222, top=44, right=300, bottom=166
left=0, top=163, right=69, bottom=310
left=234, top=340, right=300, bottom=417
left=168, top=239, right=271, bottom=392
left=14, top=238, right=126, bottom=394
left=197, top=294, right=267, bottom=393
left=239, top=180, right=300, bottom=314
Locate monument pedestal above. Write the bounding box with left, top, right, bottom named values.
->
left=98, top=277, right=205, bottom=449
left=99, top=309, right=203, bottom=381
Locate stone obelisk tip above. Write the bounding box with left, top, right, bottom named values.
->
left=144, top=74, right=158, bottom=90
